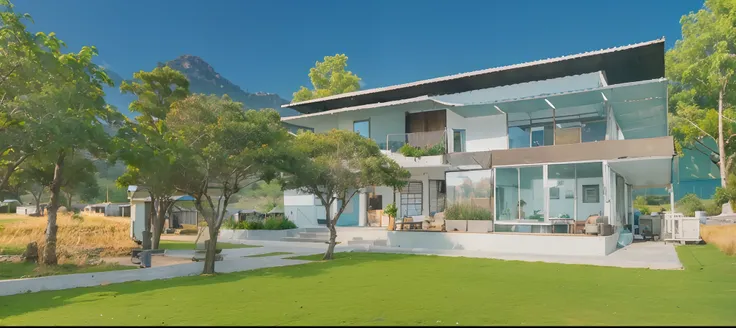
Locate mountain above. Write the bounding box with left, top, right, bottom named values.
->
left=102, top=56, right=299, bottom=119
left=161, top=55, right=299, bottom=117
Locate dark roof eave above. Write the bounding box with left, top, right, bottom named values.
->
left=285, top=39, right=665, bottom=114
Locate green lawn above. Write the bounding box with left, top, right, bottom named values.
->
left=0, top=262, right=135, bottom=280
left=0, top=245, right=734, bottom=325
left=158, top=240, right=261, bottom=250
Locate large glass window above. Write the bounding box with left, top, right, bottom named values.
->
left=400, top=181, right=422, bottom=218
left=548, top=164, right=576, bottom=220
left=582, top=121, right=606, bottom=142
left=452, top=129, right=466, bottom=153
left=509, top=125, right=554, bottom=149
left=546, top=162, right=604, bottom=222
left=445, top=170, right=493, bottom=212
left=495, top=168, right=519, bottom=221
left=429, top=180, right=446, bottom=214
left=353, top=120, right=370, bottom=138
left=576, top=162, right=604, bottom=219
left=508, top=127, right=530, bottom=149
left=519, top=167, right=545, bottom=220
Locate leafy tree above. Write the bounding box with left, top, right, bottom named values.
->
left=167, top=95, right=289, bottom=274
left=292, top=54, right=361, bottom=102
left=0, top=0, right=120, bottom=264
left=279, top=129, right=410, bottom=260
left=0, top=0, right=59, bottom=191
left=59, top=153, right=99, bottom=208
left=667, top=0, right=736, bottom=187
left=114, top=66, right=190, bottom=249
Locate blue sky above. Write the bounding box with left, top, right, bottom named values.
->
left=15, top=0, right=703, bottom=100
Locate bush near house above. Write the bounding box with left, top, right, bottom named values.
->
left=222, top=215, right=297, bottom=230
left=398, top=143, right=445, bottom=157
left=444, top=203, right=492, bottom=221
left=677, top=193, right=706, bottom=217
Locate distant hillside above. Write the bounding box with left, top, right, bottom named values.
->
left=161, top=55, right=299, bottom=117
left=102, top=56, right=299, bottom=119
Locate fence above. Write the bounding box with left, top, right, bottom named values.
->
left=663, top=213, right=701, bottom=243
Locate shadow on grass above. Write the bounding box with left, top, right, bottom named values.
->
left=0, top=250, right=408, bottom=319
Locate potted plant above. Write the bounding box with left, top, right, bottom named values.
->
left=465, top=205, right=493, bottom=233
left=444, top=203, right=470, bottom=232
left=384, top=203, right=397, bottom=231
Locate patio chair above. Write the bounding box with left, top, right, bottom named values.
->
left=422, top=212, right=445, bottom=231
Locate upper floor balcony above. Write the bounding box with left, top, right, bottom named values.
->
left=281, top=74, right=669, bottom=169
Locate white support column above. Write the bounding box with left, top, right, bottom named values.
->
left=669, top=184, right=675, bottom=214
left=422, top=173, right=430, bottom=216
left=358, top=190, right=367, bottom=227
left=543, top=164, right=549, bottom=222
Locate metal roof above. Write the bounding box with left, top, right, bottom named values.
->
left=283, top=39, right=665, bottom=114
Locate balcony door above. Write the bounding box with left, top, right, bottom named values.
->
left=405, top=110, right=447, bottom=150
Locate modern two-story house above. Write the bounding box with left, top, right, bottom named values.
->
left=280, top=39, right=674, bottom=243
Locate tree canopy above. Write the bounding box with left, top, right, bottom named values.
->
left=168, top=94, right=289, bottom=273
left=279, top=129, right=409, bottom=259
left=667, top=0, right=736, bottom=187
left=292, top=54, right=362, bottom=103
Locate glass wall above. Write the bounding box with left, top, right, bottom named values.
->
left=548, top=164, right=576, bottom=220
left=546, top=162, right=604, bottom=221
left=519, top=167, right=545, bottom=220
left=495, top=168, right=519, bottom=221
left=495, top=162, right=605, bottom=232
left=509, top=119, right=608, bottom=149
left=446, top=170, right=493, bottom=212
left=509, top=125, right=555, bottom=149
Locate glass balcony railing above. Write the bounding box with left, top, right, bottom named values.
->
left=383, top=130, right=447, bottom=156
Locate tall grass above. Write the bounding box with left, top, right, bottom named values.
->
left=444, top=203, right=492, bottom=221
left=701, top=224, right=736, bottom=256
left=0, top=214, right=137, bottom=264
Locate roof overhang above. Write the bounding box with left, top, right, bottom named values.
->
left=608, top=156, right=673, bottom=188
left=281, top=96, right=461, bottom=122
left=284, top=39, right=665, bottom=114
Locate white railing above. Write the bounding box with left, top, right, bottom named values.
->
left=663, top=213, right=701, bottom=242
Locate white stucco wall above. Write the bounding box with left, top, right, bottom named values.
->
left=334, top=228, right=617, bottom=257
left=446, top=109, right=508, bottom=152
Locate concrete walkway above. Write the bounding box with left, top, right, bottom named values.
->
left=351, top=241, right=683, bottom=270
left=0, top=254, right=311, bottom=297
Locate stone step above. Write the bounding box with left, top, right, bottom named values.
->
left=297, top=232, right=330, bottom=239
left=346, top=239, right=388, bottom=246
left=302, top=227, right=329, bottom=233
left=280, top=237, right=329, bottom=243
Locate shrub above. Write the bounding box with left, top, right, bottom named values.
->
left=445, top=203, right=492, bottom=221
left=677, top=193, right=706, bottom=217
left=705, top=201, right=722, bottom=216
left=713, top=187, right=732, bottom=207
left=637, top=206, right=651, bottom=215
left=262, top=216, right=297, bottom=230
left=244, top=220, right=264, bottom=230
left=398, top=143, right=445, bottom=157
left=222, top=217, right=238, bottom=229
left=384, top=203, right=398, bottom=219
left=633, top=196, right=648, bottom=208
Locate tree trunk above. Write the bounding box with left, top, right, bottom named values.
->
left=719, top=89, right=728, bottom=187
left=44, top=151, right=65, bottom=266
left=202, top=228, right=218, bottom=274
left=151, top=199, right=168, bottom=250
left=32, top=190, right=42, bottom=216
left=324, top=221, right=337, bottom=260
